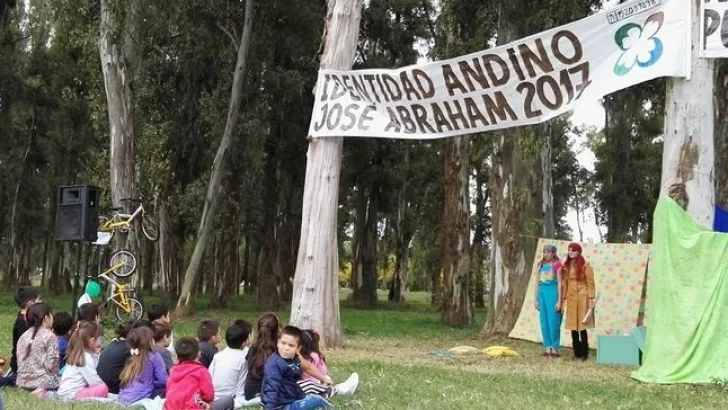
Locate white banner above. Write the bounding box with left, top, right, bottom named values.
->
left=308, top=0, right=689, bottom=140
left=701, top=0, right=728, bottom=58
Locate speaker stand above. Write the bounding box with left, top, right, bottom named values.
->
left=70, top=243, right=82, bottom=318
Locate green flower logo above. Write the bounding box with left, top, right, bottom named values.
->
left=613, top=12, right=664, bottom=76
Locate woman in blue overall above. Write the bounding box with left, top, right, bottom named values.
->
left=533, top=244, right=563, bottom=357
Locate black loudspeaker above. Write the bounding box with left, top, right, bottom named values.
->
left=55, top=185, right=99, bottom=242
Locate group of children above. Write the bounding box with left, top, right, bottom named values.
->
left=0, top=287, right=359, bottom=410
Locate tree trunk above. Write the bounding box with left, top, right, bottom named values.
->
left=8, top=102, right=35, bottom=286
left=176, top=0, right=255, bottom=316
left=20, top=242, right=31, bottom=286
left=660, top=1, right=714, bottom=227
left=241, top=232, right=251, bottom=295
left=350, top=188, right=366, bottom=298
left=541, top=124, right=555, bottom=238
left=0, top=2, right=11, bottom=35
left=258, top=233, right=280, bottom=310
left=430, top=238, right=443, bottom=305
left=41, top=234, right=50, bottom=288
left=389, top=192, right=412, bottom=303
left=485, top=129, right=541, bottom=336
left=99, top=0, right=140, bottom=255
left=482, top=0, right=543, bottom=337
left=279, top=214, right=296, bottom=302
left=258, top=121, right=281, bottom=310
left=62, top=243, right=73, bottom=293
left=388, top=241, right=409, bottom=303
left=471, top=242, right=486, bottom=309
left=389, top=160, right=412, bottom=303
left=142, top=234, right=154, bottom=294
left=471, top=177, right=489, bottom=309
left=574, top=184, right=584, bottom=242
left=359, top=189, right=378, bottom=308
left=158, top=200, right=179, bottom=299
left=290, top=0, right=363, bottom=346
left=441, top=136, right=472, bottom=326
left=212, top=223, right=237, bottom=309
left=715, top=61, right=728, bottom=208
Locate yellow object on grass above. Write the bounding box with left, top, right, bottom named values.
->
left=483, top=345, right=520, bottom=357
left=447, top=346, right=482, bottom=356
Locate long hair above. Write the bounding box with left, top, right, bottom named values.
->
left=564, top=242, right=586, bottom=281
left=300, top=329, right=325, bottom=364
left=120, top=326, right=154, bottom=386
left=66, top=321, right=100, bottom=367
left=24, top=303, right=52, bottom=360
left=250, top=312, right=280, bottom=378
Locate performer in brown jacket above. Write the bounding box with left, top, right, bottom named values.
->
left=561, top=243, right=596, bottom=360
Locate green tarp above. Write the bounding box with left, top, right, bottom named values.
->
left=632, top=199, right=728, bottom=384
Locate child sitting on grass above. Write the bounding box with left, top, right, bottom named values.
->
left=77, top=303, right=104, bottom=348
left=148, top=304, right=175, bottom=356
left=197, top=320, right=221, bottom=368
left=164, top=337, right=234, bottom=410
left=16, top=303, right=60, bottom=397
left=58, top=321, right=108, bottom=400
left=153, top=323, right=173, bottom=373
left=299, top=329, right=359, bottom=397
left=53, top=312, right=74, bottom=371
left=118, top=326, right=168, bottom=405
left=245, top=313, right=332, bottom=401
left=210, top=320, right=253, bottom=406
left=97, top=321, right=133, bottom=395
left=261, top=326, right=330, bottom=410
left=0, top=287, right=41, bottom=387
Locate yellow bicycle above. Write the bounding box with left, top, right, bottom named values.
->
left=87, top=250, right=144, bottom=322
left=98, top=198, right=159, bottom=241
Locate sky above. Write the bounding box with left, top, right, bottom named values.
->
left=562, top=0, right=620, bottom=243
left=568, top=99, right=604, bottom=242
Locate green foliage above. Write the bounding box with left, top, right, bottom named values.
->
left=591, top=82, right=665, bottom=243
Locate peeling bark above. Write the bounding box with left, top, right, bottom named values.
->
left=483, top=0, right=544, bottom=337
left=660, top=1, right=714, bottom=226
left=541, top=124, right=554, bottom=238
left=99, top=0, right=140, bottom=254
left=441, top=136, right=472, bottom=326
left=290, top=0, right=364, bottom=346
left=714, top=61, right=728, bottom=207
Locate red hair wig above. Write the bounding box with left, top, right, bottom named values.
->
left=565, top=243, right=586, bottom=281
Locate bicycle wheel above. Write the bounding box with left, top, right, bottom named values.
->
left=115, top=297, right=143, bottom=322
left=109, top=250, right=137, bottom=277
left=141, top=214, right=159, bottom=241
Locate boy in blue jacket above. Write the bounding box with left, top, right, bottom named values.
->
left=261, top=326, right=331, bottom=410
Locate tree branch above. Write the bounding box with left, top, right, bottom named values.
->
left=217, top=22, right=239, bottom=50
left=1, top=34, right=29, bottom=46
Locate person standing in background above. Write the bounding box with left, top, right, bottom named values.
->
left=534, top=244, right=563, bottom=358
left=562, top=243, right=596, bottom=361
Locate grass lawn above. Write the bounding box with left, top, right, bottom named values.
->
left=0, top=290, right=724, bottom=409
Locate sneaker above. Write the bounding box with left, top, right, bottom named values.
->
left=335, top=373, right=359, bottom=395
left=551, top=351, right=560, bottom=358
left=325, top=386, right=336, bottom=399
left=541, top=351, right=551, bottom=357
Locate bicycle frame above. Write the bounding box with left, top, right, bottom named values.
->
left=101, top=204, right=145, bottom=231
left=96, top=272, right=133, bottom=313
